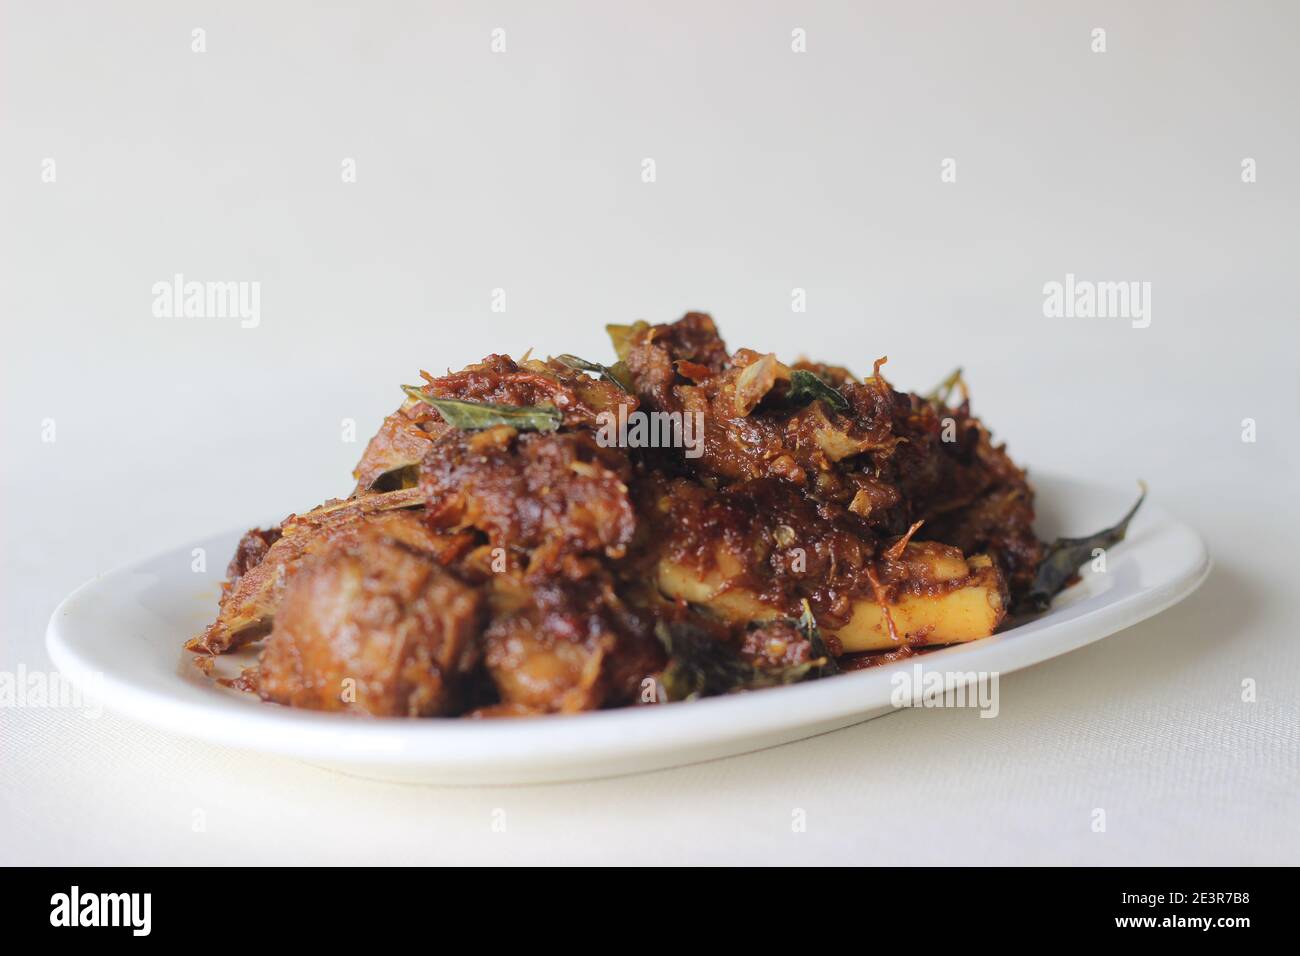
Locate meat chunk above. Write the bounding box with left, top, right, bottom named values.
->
left=187, top=490, right=447, bottom=655
left=420, top=426, right=637, bottom=573
left=352, top=405, right=444, bottom=492
left=614, top=312, right=730, bottom=414
left=225, top=526, right=282, bottom=584
left=258, top=522, right=484, bottom=716
left=354, top=351, right=635, bottom=493
left=479, top=572, right=663, bottom=713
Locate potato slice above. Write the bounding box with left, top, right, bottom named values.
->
left=656, top=553, right=779, bottom=623
left=828, top=556, right=1005, bottom=652
left=657, top=547, right=1006, bottom=653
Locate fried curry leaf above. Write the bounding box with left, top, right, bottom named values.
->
left=606, top=321, right=650, bottom=362
left=655, top=615, right=833, bottom=702
left=554, top=353, right=634, bottom=393
left=656, top=622, right=755, bottom=701
left=924, top=367, right=967, bottom=408
left=400, top=385, right=562, bottom=432
left=785, top=369, right=851, bottom=414
left=607, top=361, right=634, bottom=392
left=369, top=464, right=420, bottom=492
left=1022, top=484, right=1147, bottom=612
left=795, top=599, right=839, bottom=677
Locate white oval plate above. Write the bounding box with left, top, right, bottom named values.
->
left=46, top=474, right=1208, bottom=784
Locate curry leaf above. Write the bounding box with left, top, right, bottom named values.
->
left=655, top=613, right=833, bottom=702
left=795, top=599, right=839, bottom=677
left=606, top=321, right=650, bottom=362
left=554, top=353, right=633, bottom=393
left=785, top=369, right=850, bottom=414
left=656, top=622, right=817, bottom=701
left=400, top=385, right=562, bottom=432
left=369, top=464, right=420, bottom=492
left=1022, top=484, right=1147, bottom=612
left=924, top=367, right=966, bottom=407
left=656, top=621, right=758, bottom=701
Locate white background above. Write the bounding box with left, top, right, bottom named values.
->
left=2, top=1, right=1297, bottom=864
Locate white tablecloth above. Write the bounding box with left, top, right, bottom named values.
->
left=2, top=0, right=1297, bottom=865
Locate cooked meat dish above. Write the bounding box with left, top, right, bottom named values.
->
left=187, top=313, right=1140, bottom=717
